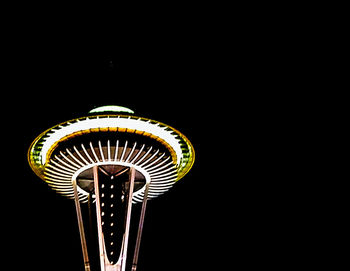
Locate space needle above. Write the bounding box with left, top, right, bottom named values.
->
left=28, top=105, right=195, bottom=271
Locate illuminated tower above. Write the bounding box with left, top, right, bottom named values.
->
left=27, top=105, right=195, bottom=271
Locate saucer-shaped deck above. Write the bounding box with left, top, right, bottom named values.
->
left=28, top=109, right=195, bottom=203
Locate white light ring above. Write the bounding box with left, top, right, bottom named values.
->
left=40, top=117, right=183, bottom=166
left=71, top=161, right=151, bottom=200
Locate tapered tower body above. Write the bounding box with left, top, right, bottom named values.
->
left=28, top=105, right=195, bottom=271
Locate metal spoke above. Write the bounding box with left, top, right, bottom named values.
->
left=93, top=166, right=106, bottom=271
left=98, top=166, right=110, bottom=177
left=73, top=179, right=91, bottom=271
left=132, top=182, right=150, bottom=271
left=112, top=167, right=130, bottom=178
left=121, top=167, right=135, bottom=271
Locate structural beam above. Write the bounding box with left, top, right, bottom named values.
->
left=132, top=181, right=150, bottom=271
left=72, top=179, right=91, bottom=271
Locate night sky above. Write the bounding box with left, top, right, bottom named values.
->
left=1, top=16, right=290, bottom=270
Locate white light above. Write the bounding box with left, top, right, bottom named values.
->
left=89, top=105, right=135, bottom=114
left=40, top=117, right=183, bottom=166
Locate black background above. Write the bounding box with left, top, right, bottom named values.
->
left=1, top=8, right=294, bottom=271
